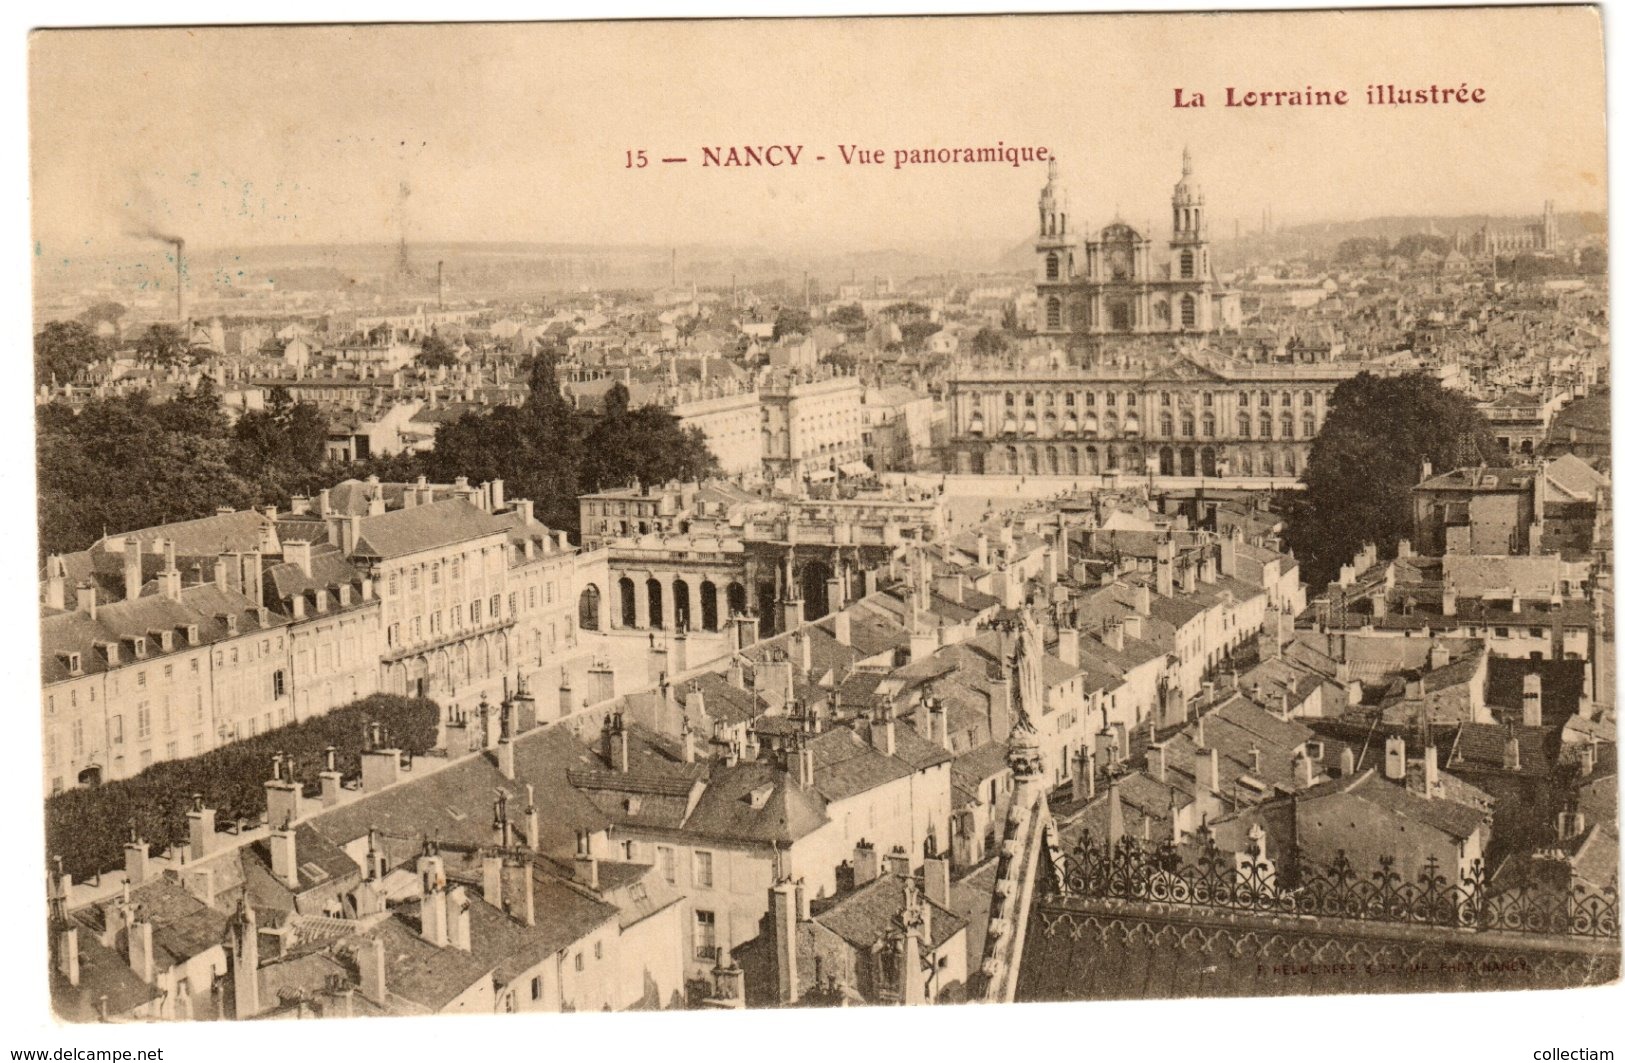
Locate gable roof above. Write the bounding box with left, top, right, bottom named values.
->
left=351, top=498, right=510, bottom=560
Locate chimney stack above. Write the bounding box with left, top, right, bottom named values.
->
left=1522, top=672, right=1543, bottom=727
left=853, top=841, right=879, bottom=886
left=1384, top=735, right=1406, bottom=780
left=186, top=796, right=217, bottom=860
left=123, top=835, right=150, bottom=887
left=358, top=934, right=387, bottom=1007
left=1195, top=746, right=1220, bottom=795
left=574, top=830, right=599, bottom=889
left=770, top=881, right=799, bottom=1004
left=1503, top=723, right=1522, bottom=771
left=269, top=822, right=299, bottom=890
left=123, top=537, right=143, bottom=601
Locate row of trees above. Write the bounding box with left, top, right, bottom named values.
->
left=1332, top=233, right=1454, bottom=264
left=45, top=695, right=441, bottom=880
left=35, top=320, right=198, bottom=386
left=420, top=351, right=718, bottom=530
left=1281, top=371, right=1498, bottom=590
left=36, top=333, right=718, bottom=557
left=37, top=379, right=330, bottom=558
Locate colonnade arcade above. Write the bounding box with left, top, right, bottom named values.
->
left=382, top=629, right=511, bottom=698
left=593, top=543, right=890, bottom=640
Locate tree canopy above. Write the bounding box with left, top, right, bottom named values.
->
left=772, top=308, right=813, bottom=340
left=134, top=322, right=190, bottom=367
left=427, top=356, right=718, bottom=532
left=416, top=331, right=459, bottom=369
left=34, top=320, right=108, bottom=387
left=36, top=382, right=335, bottom=558
left=36, top=345, right=719, bottom=557
left=970, top=327, right=1010, bottom=358
left=1281, top=371, right=1497, bottom=590
left=46, top=694, right=440, bottom=880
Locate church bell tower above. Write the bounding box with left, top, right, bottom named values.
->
left=1036, top=159, right=1077, bottom=335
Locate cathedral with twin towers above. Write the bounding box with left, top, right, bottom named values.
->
left=943, top=150, right=1370, bottom=481
left=1034, top=148, right=1233, bottom=338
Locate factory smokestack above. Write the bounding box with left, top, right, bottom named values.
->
left=127, top=226, right=188, bottom=324
left=174, top=239, right=187, bottom=324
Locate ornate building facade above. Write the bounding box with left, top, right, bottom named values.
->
left=945, top=354, right=1363, bottom=478
left=946, top=150, right=1380, bottom=479
left=1036, top=150, right=1223, bottom=338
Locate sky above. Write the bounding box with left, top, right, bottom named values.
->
left=29, top=10, right=1609, bottom=258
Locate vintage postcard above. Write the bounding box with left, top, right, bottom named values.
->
left=25, top=7, right=1617, bottom=1030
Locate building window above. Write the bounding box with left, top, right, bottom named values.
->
left=574, top=953, right=584, bottom=973
left=1180, top=249, right=1194, bottom=278
left=273, top=669, right=286, bottom=698
left=658, top=846, right=676, bottom=884
left=1045, top=297, right=1061, bottom=329
left=1045, top=252, right=1059, bottom=280
left=693, top=850, right=714, bottom=888
left=530, top=976, right=542, bottom=1001
left=695, top=910, right=718, bottom=961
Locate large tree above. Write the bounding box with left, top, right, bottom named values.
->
left=1282, top=371, right=1497, bottom=591
left=37, top=388, right=258, bottom=556
left=34, top=320, right=106, bottom=387
left=579, top=383, right=719, bottom=496
left=416, top=331, right=458, bottom=369
left=134, top=323, right=189, bottom=367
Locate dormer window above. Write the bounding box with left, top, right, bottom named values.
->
left=224, top=614, right=239, bottom=637
left=61, top=652, right=82, bottom=676
left=184, top=624, right=199, bottom=644
left=154, top=630, right=174, bottom=652
left=131, top=637, right=147, bottom=659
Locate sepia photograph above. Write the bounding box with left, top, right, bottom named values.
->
left=18, top=4, right=1620, bottom=1042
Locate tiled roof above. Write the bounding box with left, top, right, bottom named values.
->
left=1295, top=768, right=1491, bottom=841
left=812, top=873, right=966, bottom=951
left=99, top=509, right=275, bottom=557
left=351, top=498, right=509, bottom=560
left=808, top=727, right=913, bottom=803
left=365, top=914, right=494, bottom=1011
left=307, top=727, right=612, bottom=862
left=40, top=582, right=277, bottom=684
left=1447, top=721, right=1557, bottom=777
left=679, top=760, right=829, bottom=845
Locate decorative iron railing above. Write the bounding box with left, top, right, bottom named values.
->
left=1056, top=832, right=1618, bottom=940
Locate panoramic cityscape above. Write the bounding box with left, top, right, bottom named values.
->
left=27, top=13, right=1617, bottom=1025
